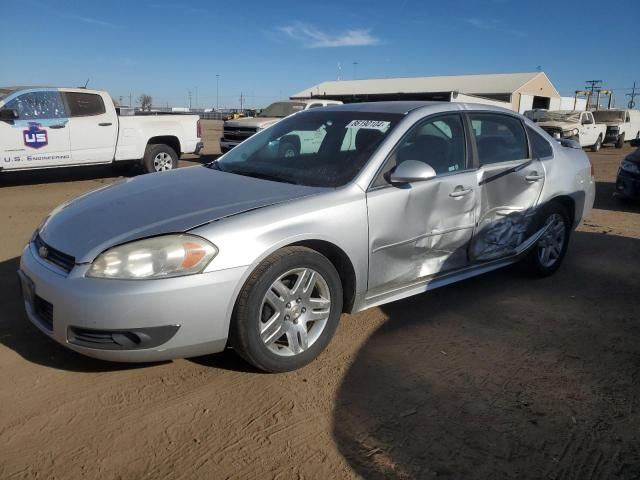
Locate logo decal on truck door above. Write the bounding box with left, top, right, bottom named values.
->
left=23, top=123, right=48, bottom=149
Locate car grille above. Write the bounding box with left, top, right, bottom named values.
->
left=541, top=126, right=562, bottom=138
left=34, top=295, right=53, bottom=330
left=34, top=234, right=75, bottom=273
left=223, top=126, right=256, bottom=142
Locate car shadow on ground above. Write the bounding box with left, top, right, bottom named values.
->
left=594, top=181, right=640, bottom=214
left=333, top=231, right=640, bottom=479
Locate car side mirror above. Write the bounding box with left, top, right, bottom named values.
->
left=0, top=108, right=18, bottom=121
left=630, top=138, right=640, bottom=148
left=390, top=160, right=437, bottom=184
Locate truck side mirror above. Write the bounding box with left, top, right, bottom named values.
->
left=0, top=108, right=18, bottom=121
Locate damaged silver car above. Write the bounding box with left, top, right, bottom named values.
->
left=19, top=102, right=596, bottom=372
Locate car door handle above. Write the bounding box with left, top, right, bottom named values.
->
left=49, top=124, right=66, bottom=129
left=525, top=172, right=545, bottom=182
left=449, top=186, right=473, bottom=198
left=98, top=122, right=113, bottom=126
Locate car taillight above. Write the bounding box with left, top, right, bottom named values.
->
left=197, top=119, right=202, bottom=138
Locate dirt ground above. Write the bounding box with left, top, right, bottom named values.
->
left=1, top=121, right=639, bottom=479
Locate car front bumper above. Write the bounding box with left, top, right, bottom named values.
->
left=616, top=169, right=640, bottom=200
left=219, top=139, right=241, bottom=152
left=18, top=241, right=248, bottom=362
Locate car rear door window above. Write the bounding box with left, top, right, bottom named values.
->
left=64, top=92, right=106, bottom=117
left=469, top=113, right=529, bottom=165
left=5, top=91, right=66, bottom=119
left=527, top=126, right=553, bottom=159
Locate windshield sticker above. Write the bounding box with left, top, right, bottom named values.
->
left=23, top=122, right=48, bottom=149
left=346, top=120, right=391, bottom=131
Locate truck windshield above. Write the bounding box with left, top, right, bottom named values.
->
left=0, top=87, right=20, bottom=103
left=211, top=110, right=403, bottom=187
left=258, top=102, right=307, bottom=118
left=537, top=111, right=581, bottom=123
left=592, top=111, right=625, bottom=122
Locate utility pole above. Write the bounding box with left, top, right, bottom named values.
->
left=188, top=90, right=192, bottom=110
left=585, top=80, right=602, bottom=109
left=216, top=74, right=220, bottom=110
left=239, top=92, right=244, bottom=111
left=129, top=93, right=132, bottom=108
left=627, top=81, right=638, bottom=109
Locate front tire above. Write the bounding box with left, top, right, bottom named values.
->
left=521, top=203, right=571, bottom=277
left=230, top=247, right=343, bottom=372
left=143, top=144, right=179, bottom=173
left=615, top=133, right=625, bottom=149
left=590, top=135, right=602, bottom=152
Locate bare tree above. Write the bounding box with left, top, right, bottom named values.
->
left=138, top=94, right=153, bottom=111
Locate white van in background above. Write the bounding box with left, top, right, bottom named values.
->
left=593, top=109, right=640, bottom=148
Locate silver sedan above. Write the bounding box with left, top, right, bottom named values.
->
left=18, top=102, right=595, bottom=372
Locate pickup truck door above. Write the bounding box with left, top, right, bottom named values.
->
left=366, top=113, right=477, bottom=298
left=579, top=112, right=597, bottom=146
left=62, top=91, right=117, bottom=164
left=467, top=113, right=546, bottom=262
left=0, top=89, right=72, bottom=170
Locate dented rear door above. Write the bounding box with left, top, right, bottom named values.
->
left=467, top=113, right=545, bottom=261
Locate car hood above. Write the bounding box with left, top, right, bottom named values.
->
left=224, top=117, right=281, bottom=129
left=39, top=166, right=323, bottom=263
left=538, top=121, right=579, bottom=130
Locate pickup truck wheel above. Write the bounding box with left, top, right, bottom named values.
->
left=615, top=133, right=625, bottom=149
left=520, top=203, right=570, bottom=277
left=590, top=135, right=602, bottom=152
left=143, top=144, right=179, bottom=173
left=229, top=246, right=343, bottom=373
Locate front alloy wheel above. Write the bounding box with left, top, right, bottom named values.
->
left=230, top=246, right=343, bottom=372
left=260, top=268, right=331, bottom=356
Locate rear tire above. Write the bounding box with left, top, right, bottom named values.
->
left=615, top=133, right=625, bottom=149
left=590, top=135, right=602, bottom=152
left=230, top=247, right=343, bottom=373
left=142, top=144, right=179, bottom=173
left=520, top=202, right=571, bottom=277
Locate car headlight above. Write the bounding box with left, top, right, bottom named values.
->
left=620, top=160, right=640, bottom=175
left=87, top=234, right=218, bottom=280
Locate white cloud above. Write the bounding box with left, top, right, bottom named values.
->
left=277, top=22, right=381, bottom=48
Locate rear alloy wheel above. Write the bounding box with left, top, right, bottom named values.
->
left=590, top=135, right=602, bottom=152
left=521, top=203, right=570, bottom=277
left=143, top=144, right=179, bottom=173
left=230, top=247, right=343, bottom=372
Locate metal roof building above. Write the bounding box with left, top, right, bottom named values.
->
left=291, top=72, right=561, bottom=113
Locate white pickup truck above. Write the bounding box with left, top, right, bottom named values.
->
left=0, top=87, right=203, bottom=174
left=531, top=110, right=606, bottom=152
left=220, top=99, right=341, bottom=153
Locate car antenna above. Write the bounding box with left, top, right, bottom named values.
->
left=80, top=78, right=90, bottom=89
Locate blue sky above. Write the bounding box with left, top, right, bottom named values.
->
left=1, top=0, right=638, bottom=109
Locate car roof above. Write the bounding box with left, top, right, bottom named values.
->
left=319, top=101, right=444, bottom=114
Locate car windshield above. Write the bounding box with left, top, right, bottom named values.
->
left=211, top=110, right=403, bottom=187
left=537, top=111, right=581, bottom=123
left=592, top=110, right=625, bottom=122
left=258, top=102, right=307, bottom=118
